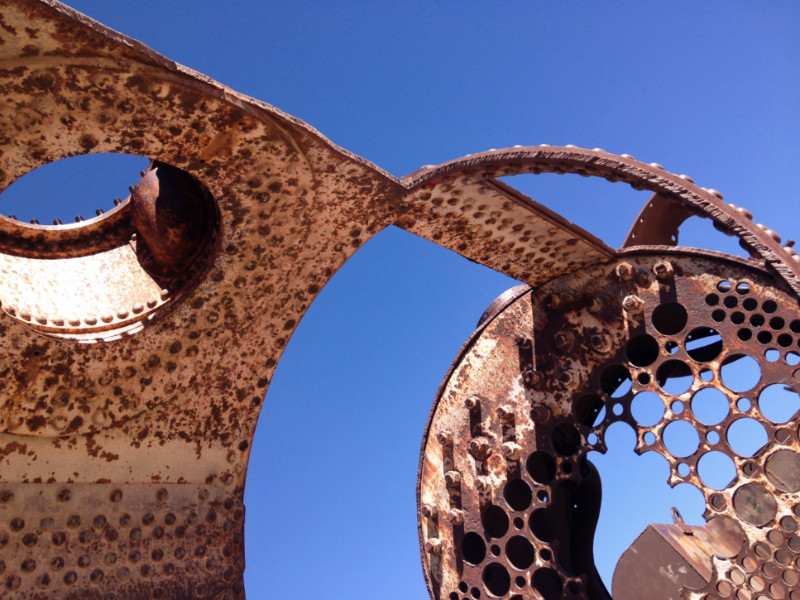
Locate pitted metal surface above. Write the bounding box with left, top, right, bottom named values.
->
left=0, top=1, right=798, bottom=599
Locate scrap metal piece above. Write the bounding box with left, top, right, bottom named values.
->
left=0, top=1, right=799, bottom=599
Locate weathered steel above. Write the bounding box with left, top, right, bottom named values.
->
left=0, top=1, right=798, bottom=599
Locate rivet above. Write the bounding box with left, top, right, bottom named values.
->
left=678, top=174, right=694, bottom=183
left=653, top=261, right=674, bottom=279
left=501, top=442, right=523, bottom=461
left=101, top=314, right=113, bottom=323
left=19, top=310, right=31, bottom=321
left=620, top=153, right=635, bottom=160
left=147, top=298, right=158, bottom=309
left=6, top=306, right=16, bottom=316
left=590, top=333, right=612, bottom=354
left=92, top=410, right=108, bottom=427
left=52, top=317, right=65, bottom=326
left=521, top=366, right=542, bottom=387
left=554, top=331, right=573, bottom=351
left=465, top=397, right=480, bottom=412
left=707, top=188, right=723, bottom=200
left=160, top=289, right=170, bottom=300
left=649, top=162, right=664, bottom=170
left=116, top=310, right=129, bottom=319
left=447, top=509, right=465, bottom=525
left=68, top=317, right=81, bottom=327
left=132, top=304, right=144, bottom=314
left=35, top=315, right=47, bottom=324
left=52, top=416, right=68, bottom=431
left=420, top=504, right=437, bottom=519
left=84, top=316, right=98, bottom=326
left=622, top=295, right=644, bottom=313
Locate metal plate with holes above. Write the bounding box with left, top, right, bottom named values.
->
left=1, top=2, right=799, bottom=599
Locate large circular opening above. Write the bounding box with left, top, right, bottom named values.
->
left=0, top=154, right=219, bottom=342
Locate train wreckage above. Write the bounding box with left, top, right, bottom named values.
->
left=1, top=2, right=799, bottom=598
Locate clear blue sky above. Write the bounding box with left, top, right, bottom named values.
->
left=2, top=2, right=798, bottom=598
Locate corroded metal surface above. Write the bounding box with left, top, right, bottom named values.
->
left=419, top=253, right=800, bottom=600
left=0, top=1, right=798, bottom=599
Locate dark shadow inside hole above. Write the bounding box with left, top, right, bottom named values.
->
left=526, top=451, right=556, bottom=484
left=574, top=394, right=605, bottom=427
left=652, top=302, right=688, bottom=335
left=482, top=563, right=510, bottom=597
left=505, top=536, right=535, bottom=570
left=529, top=508, right=555, bottom=542
left=462, top=532, right=487, bottom=565
left=531, top=567, right=563, bottom=600
left=504, top=479, right=533, bottom=512
left=685, top=327, right=723, bottom=362
left=626, top=334, right=659, bottom=367
left=552, top=423, right=581, bottom=456
left=655, top=359, right=693, bottom=391
left=482, top=505, right=509, bottom=539
left=601, top=365, right=632, bottom=398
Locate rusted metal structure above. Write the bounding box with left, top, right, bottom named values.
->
left=1, top=1, right=799, bottom=599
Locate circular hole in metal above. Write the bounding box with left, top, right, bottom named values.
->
left=750, top=313, right=766, bottom=327
left=637, top=372, right=651, bottom=385
left=691, top=388, right=730, bottom=425
left=471, top=587, right=481, bottom=599
left=552, top=423, right=581, bottom=456
left=759, top=384, right=800, bottom=424
left=765, top=450, right=800, bottom=492
left=791, top=320, right=800, bottom=334
left=700, top=368, right=713, bottom=382
left=778, top=333, right=793, bottom=347
left=728, top=418, right=768, bottom=457
left=730, top=311, right=745, bottom=324
left=526, top=452, right=556, bottom=484
left=787, top=352, right=800, bottom=366
left=677, top=463, right=690, bottom=477
left=631, top=391, right=665, bottom=426
left=459, top=582, right=469, bottom=593
left=768, top=530, right=784, bottom=547
left=766, top=349, right=781, bottom=362
left=781, top=516, right=797, bottom=533
left=671, top=400, right=684, bottom=414
left=707, top=431, right=720, bottom=444
left=685, top=327, right=723, bottom=362
left=758, top=331, right=773, bottom=344
left=733, top=483, right=777, bottom=526
left=482, top=506, right=509, bottom=539
left=626, top=334, right=659, bottom=367
left=737, top=397, right=751, bottom=412
left=665, top=340, right=679, bottom=354
left=601, top=365, right=632, bottom=398
left=505, top=536, right=535, bottom=570
left=503, top=479, right=532, bottom=512
left=711, top=494, right=726, bottom=511
left=723, top=296, right=738, bottom=309
left=763, top=300, right=778, bottom=314
left=775, top=428, right=791, bottom=443
left=643, top=432, right=656, bottom=445
left=717, top=281, right=732, bottom=293
left=738, top=328, right=753, bottom=341
left=490, top=544, right=501, bottom=557
left=770, top=316, right=786, bottom=330
left=698, top=451, right=737, bottom=490
left=513, top=518, right=523, bottom=530
left=706, top=293, right=720, bottom=306
left=462, top=532, right=487, bottom=565
left=742, top=298, right=758, bottom=311
left=735, top=282, right=751, bottom=294
left=721, top=355, right=762, bottom=392
left=539, top=548, right=552, bottom=561
left=712, top=309, right=726, bottom=322
left=536, top=490, right=548, bottom=503
left=482, top=563, right=510, bottom=597
left=529, top=509, right=554, bottom=542
left=652, top=302, right=688, bottom=335
left=531, top=567, right=562, bottom=600
left=656, top=360, right=693, bottom=395
left=663, top=420, right=700, bottom=457
left=450, top=593, right=458, bottom=600
left=612, top=403, right=623, bottom=416
left=573, top=395, right=605, bottom=427
left=587, top=433, right=598, bottom=445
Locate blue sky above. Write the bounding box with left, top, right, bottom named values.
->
left=2, top=2, right=798, bottom=598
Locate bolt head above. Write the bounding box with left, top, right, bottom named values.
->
left=469, top=438, right=490, bottom=459
left=420, top=504, right=437, bottom=519
left=514, top=334, right=532, bottom=349
left=615, top=262, right=634, bottom=280
left=445, top=471, right=462, bottom=487
left=424, top=538, right=442, bottom=554
left=530, top=405, right=551, bottom=423
left=475, top=477, right=491, bottom=493
left=501, top=442, right=522, bottom=461
left=465, top=397, right=480, bottom=412
left=622, top=295, right=644, bottom=313
left=497, top=405, right=514, bottom=420
left=447, top=509, right=465, bottom=526
left=653, top=261, right=674, bottom=279
left=436, top=430, right=453, bottom=446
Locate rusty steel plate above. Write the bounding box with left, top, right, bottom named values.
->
left=0, top=1, right=798, bottom=599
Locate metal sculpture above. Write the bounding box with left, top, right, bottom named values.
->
left=0, top=2, right=798, bottom=599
